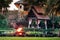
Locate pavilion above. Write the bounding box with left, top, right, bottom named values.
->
left=14, top=0, right=50, bottom=30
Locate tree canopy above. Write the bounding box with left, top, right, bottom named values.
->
left=0, top=0, right=12, bottom=8
left=23, top=0, right=46, bottom=5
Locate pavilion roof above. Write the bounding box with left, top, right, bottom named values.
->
left=27, top=6, right=50, bottom=20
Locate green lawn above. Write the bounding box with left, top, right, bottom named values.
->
left=0, top=37, right=60, bottom=40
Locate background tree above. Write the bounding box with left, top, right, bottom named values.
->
left=0, top=0, right=13, bottom=14
left=23, top=0, right=46, bottom=11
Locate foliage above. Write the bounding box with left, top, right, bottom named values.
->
left=50, top=16, right=60, bottom=28
left=0, top=14, right=9, bottom=29
left=0, top=0, right=12, bottom=8
left=24, top=0, right=46, bottom=5
left=31, top=20, right=37, bottom=26
left=0, top=14, right=5, bottom=19
left=5, top=0, right=13, bottom=4
left=56, top=0, right=60, bottom=11
left=23, top=0, right=60, bottom=15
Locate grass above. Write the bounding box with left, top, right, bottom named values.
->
left=0, top=37, right=60, bottom=40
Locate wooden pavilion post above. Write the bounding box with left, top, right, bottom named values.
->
left=28, top=18, right=32, bottom=28
left=37, top=20, right=40, bottom=28
left=44, top=20, right=48, bottom=34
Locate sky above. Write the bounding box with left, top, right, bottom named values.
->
left=8, top=0, right=19, bottom=10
